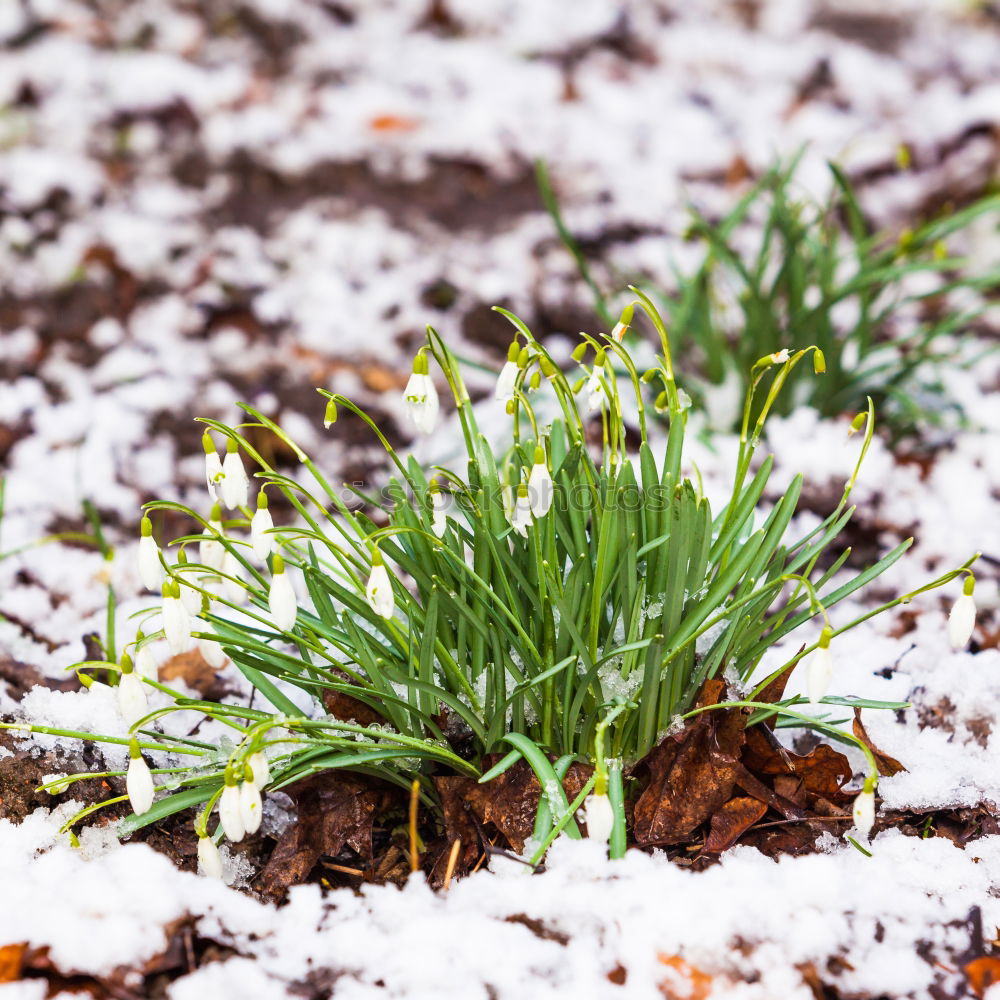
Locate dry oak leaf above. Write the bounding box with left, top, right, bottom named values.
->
left=658, top=954, right=715, bottom=1000
left=852, top=708, right=906, bottom=777
left=966, top=956, right=1000, bottom=998
left=0, top=943, right=26, bottom=983
left=703, top=796, right=768, bottom=853
left=633, top=679, right=746, bottom=846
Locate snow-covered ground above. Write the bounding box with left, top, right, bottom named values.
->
left=1, top=0, right=999, bottom=997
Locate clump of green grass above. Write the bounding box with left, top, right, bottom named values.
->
left=5, top=292, right=976, bottom=867
left=539, top=156, right=1000, bottom=440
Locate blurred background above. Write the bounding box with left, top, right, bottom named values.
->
left=0, top=0, right=998, bottom=672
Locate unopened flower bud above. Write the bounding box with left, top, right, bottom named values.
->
left=948, top=577, right=976, bottom=649
left=126, top=739, right=154, bottom=816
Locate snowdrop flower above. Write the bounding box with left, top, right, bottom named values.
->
left=770, top=349, right=790, bottom=364
left=126, top=740, right=154, bottom=816
left=527, top=447, right=553, bottom=518
left=585, top=363, right=606, bottom=414
left=611, top=321, right=628, bottom=343
left=583, top=792, right=614, bottom=846
left=248, top=751, right=270, bottom=790
left=203, top=431, right=223, bottom=500
left=219, top=773, right=245, bottom=842
left=250, top=490, right=274, bottom=561
left=137, top=516, right=162, bottom=592
left=366, top=551, right=395, bottom=619
left=197, top=836, right=224, bottom=879
left=495, top=342, right=521, bottom=401
left=805, top=628, right=834, bottom=703
left=240, top=777, right=263, bottom=835
left=220, top=439, right=249, bottom=510
left=117, top=656, right=148, bottom=727
left=510, top=483, right=533, bottom=537
left=502, top=482, right=515, bottom=524
left=161, top=581, right=192, bottom=653
left=134, top=637, right=159, bottom=683
left=199, top=503, right=225, bottom=571
left=852, top=783, right=876, bottom=838
left=403, top=352, right=439, bottom=435
left=948, top=577, right=977, bottom=649
left=429, top=482, right=448, bottom=538
left=268, top=555, right=298, bottom=631
left=198, top=629, right=227, bottom=669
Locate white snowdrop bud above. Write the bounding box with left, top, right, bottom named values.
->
left=134, top=638, right=159, bottom=682
left=495, top=342, right=521, bottom=401
left=583, top=792, right=614, bottom=846
left=501, top=482, right=515, bottom=524
left=852, top=784, right=876, bottom=838
left=402, top=352, right=439, bottom=435
left=366, top=552, right=395, bottom=619
left=585, top=362, right=606, bottom=414
left=200, top=503, right=225, bottom=571
left=203, top=431, right=223, bottom=501
left=248, top=751, right=270, bottom=790
left=220, top=439, right=249, bottom=510
left=126, top=740, right=155, bottom=816
left=240, top=776, right=263, bottom=835
left=511, top=482, right=532, bottom=536
left=611, top=321, right=628, bottom=343
left=268, top=554, right=297, bottom=631
left=805, top=628, right=834, bottom=703
left=117, top=657, right=148, bottom=727
left=250, top=490, right=274, bottom=561
left=198, top=630, right=227, bottom=669
left=197, top=835, right=224, bottom=879
left=162, top=581, right=192, bottom=654
left=948, top=577, right=976, bottom=649
left=527, top=446, right=553, bottom=518
left=219, top=773, right=245, bottom=842
left=430, top=483, right=448, bottom=538
left=137, top=516, right=162, bottom=592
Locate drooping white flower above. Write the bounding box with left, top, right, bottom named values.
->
left=585, top=364, right=606, bottom=414
left=117, top=663, right=148, bottom=727
left=430, top=484, right=448, bottom=538
left=583, top=792, right=614, bottom=846
left=248, top=751, right=270, bottom=790
left=366, top=554, right=394, bottom=619
left=137, top=516, right=162, bottom=592
left=805, top=630, right=834, bottom=703
left=527, top=447, right=553, bottom=518
left=220, top=439, right=249, bottom=510
left=403, top=353, right=439, bottom=435
left=135, top=641, right=159, bottom=683
left=250, top=491, right=274, bottom=561
left=198, top=630, right=227, bottom=669
left=161, top=581, right=192, bottom=654
left=495, top=344, right=521, bottom=401
left=197, top=836, right=224, bottom=879
left=611, top=321, right=628, bottom=343
left=219, top=778, right=245, bottom=842
left=126, top=741, right=154, bottom=816
left=511, top=483, right=533, bottom=537
left=268, top=554, right=297, bottom=631
left=200, top=503, right=225, bottom=571
left=203, top=431, right=223, bottom=501
left=239, top=778, right=263, bottom=835
left=852, top=786, right=876, bottom=837
left=948, top=579, right=976, bottom=649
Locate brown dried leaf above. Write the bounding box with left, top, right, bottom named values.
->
left=0, top=943, right=25, bottom=983
left=322, top=687, right=384, bottom=728
left=658, top=954, right=715, bottom=1000
left=703, top=796, right=768, bottom=853
left=633, top=681, right=746, bottom=846
left=160, top=650, right=228, bottom=700
left=743, top=725, right=853, bottom=803
left=464, top=758, right=593, bottom=854
left=433, top=775, right=480, bottom=872
left=755, top=658, right=800, bottom=727
left=852, top=708, right=906, bottom=777
left=966, top=956, right=1000, bottom=998
left=256, top=772, right=393, bottom=900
